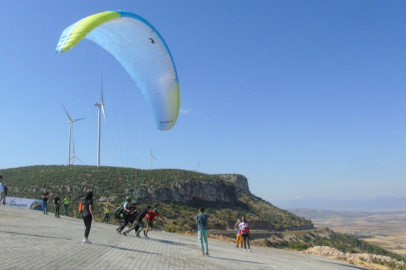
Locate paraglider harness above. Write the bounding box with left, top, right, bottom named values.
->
left=114, top=202, right=126, bottom=220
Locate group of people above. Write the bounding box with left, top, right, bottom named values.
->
left=115, top=197, right=166, bottom=238
left=0, top=175, right=251, bottom=254
left=41, top=189, right=71, bottom=217
left=235, top=218, right=252, bottom=252
left=74, top=194, right=168, bottom=244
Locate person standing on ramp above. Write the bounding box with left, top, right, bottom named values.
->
left=0, top=175, right=6, bottom=205
left=53, top=193, right=61, bottom=218
left=42, top=189, right=49, bottom=214
left=63, top=195, right=70, bottom=216
left=103, top=206, right=110, bottom=223
left=235, top=218, right=243, bottom=248
left=82, top=191, right=95, bottom=244
left=196, top=207, right=209, bottom=256
left=77, top=200, right=84, bottom=218
left=239, top=218, right=252, bottom=252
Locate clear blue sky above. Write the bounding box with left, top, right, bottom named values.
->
left=0, top=1, right=406, bottom=203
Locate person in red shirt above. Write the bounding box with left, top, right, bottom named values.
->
left=239, top=218, right=252, bottom=252
left=144, top=208, right=166, bottom=237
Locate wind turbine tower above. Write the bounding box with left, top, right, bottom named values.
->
left=150, top=149, right=157, bottom=170
left=62, top=104, right=85, bottom=166
left=94, top=78, right=106, bottom=167
left=195, top=162, right=200, bottom=172
left=70, top=140, right=84, bottom=165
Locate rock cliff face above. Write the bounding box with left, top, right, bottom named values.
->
left=216, top=174, right=250, bottom=194
left=137, top=174, right=250, bottom=204
left=10, top=174, right=251, bottom=205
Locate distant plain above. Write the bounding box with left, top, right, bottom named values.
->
left=290, top=209, right=406, bottom=256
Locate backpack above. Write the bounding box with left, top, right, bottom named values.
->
left=114, top=203, right=125, bottom=219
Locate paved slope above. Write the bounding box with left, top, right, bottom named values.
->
left=0, top=206, right=365, bottom=270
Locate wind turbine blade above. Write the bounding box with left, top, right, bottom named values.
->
left=100, top=73, right=107, bottom=121
left=73, top=140, right=76, bottom=155
left=61, top=103, right=72, bottom=121
left=150, top=148, right=158, bottom=161
left=101, top=104, right=107, bottom=121
left=101, top=77, right=104, bottom=104
left=73, top=118, right=85, bottom=122
left=75, top=156, right=85, bottom=164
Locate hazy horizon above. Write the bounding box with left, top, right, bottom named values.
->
left=274, top=196, right=406, bottom=211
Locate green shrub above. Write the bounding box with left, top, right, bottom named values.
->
left=164, top=224, right=177, bottom=233
left=264, top=238, right=272, bottom=247
left=289, top=242, right=309, bottom=251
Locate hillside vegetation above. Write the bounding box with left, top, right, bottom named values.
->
left=0, top=165, right=312, bottom=232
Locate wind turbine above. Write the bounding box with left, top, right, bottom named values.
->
left=94, top=76, right=106, bottom=167
left=62, top=104, right=85, bottom=166
left=195, top=162, right=200, bottom=172
left=150, top=148, right=157, bottom=170
left=70, top=140, right=84, bottom=165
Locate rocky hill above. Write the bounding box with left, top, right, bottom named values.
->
left=0, top=165, right=313, bottom=232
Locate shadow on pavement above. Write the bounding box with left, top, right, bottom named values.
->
left=93, top=243, right=163, bottom=255
left=148, top=238, right=196, bottom=248
left=209, top=256, right=268, bottom=265
left=0, top=231, right=73, bottom=241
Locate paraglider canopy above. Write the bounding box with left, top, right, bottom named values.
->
left=56, top=11, right=180, bottom=131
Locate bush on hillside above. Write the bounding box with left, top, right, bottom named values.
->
left=289, top=241, right=309, bottom=251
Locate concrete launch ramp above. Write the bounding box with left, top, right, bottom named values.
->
left=0, top=206, right=365, bottom=270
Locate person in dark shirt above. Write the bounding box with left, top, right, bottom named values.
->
left=116, top=197, right=132, bottom=234
left=128, top=203, right=139, bottom=222
left=123, top=205, right=151, bottom=237
left=82, top=191, right=95, bottom=244
left=53, top=194, right=61, bottom=218
left=127, top=203, right=140, bottom=232
left=42, top=189, right=49, bottom=214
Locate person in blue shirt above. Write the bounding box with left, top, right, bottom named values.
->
left=0, top=175, right=6, bottom=205
left=196, top=207, right=209, bottom=256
